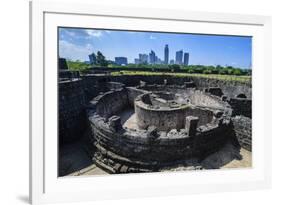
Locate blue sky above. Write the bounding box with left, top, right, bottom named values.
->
left=59, top=27, right=252, bottom=69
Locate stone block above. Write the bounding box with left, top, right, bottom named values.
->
left=120, top=165, right=128, bottom=173
left=140, top=80, right=146, bottom=87
left=147, top=126, right=158, bottom=141
left=184, top=81, right=196, bottom=88
left=206, top=87, right=223, bottom=97
left=185, top=116, right=199, bottom=136
left=214, top=110, right=223, bottom=118
left=108, top=115, right=122, bottom=131
left=221, top=95, right=228, bottom=101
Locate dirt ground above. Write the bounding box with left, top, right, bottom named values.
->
left=63, top=140, right=251, bottom=177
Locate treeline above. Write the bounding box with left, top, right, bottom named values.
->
left=66, top=59, right=251, bottom=76
left=107, top=64, right=251, bottom=76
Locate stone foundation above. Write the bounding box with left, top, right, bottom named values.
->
left=58, top=72, right=252, bottom=175
left=87, top=85, right=233, bottom=173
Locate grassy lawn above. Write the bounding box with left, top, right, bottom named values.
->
left=111, top=70, right=251, bottom=83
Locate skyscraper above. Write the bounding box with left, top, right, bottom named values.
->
left=88, top=52, right=96, bottom=64
left=149, top=50, right=156, bottom=64
left=134, top=58, right=140, bottom=64
left=175, top=50, right=183, bottom=65
left=139, top=54, right=148, bottom=64
left=184, top=52, right=189, bottom=66
left=164, top=44, right=169, bottom=64
left=155, top=56, right=162, bottom=64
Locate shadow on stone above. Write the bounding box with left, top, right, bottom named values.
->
left=200, top=140, right=243, bottom=169
left=59, top=127, right=94, bottom=176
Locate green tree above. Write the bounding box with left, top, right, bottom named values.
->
left=96, top=51, right=108, bottom=67
left=219, top=68, right=228, bottom=75
left=168, top=64, right=180, bottom=72
left=233, top=69, right=242, bottom=75
left=216, top=65, right=223, bottom=70
left=203, top=69, right=212, bottom=74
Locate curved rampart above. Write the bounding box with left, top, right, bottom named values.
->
left=87, top=88, right=233, bottom=173
left=93, top=88, right=128, bottom=118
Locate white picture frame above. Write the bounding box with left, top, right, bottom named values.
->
left=30, top=0, right=272, bottom=204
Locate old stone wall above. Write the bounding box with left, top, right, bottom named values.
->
left=79, top=74, right=251, bottom=99
left=94, top=89, right=129, bottom=118
left=59, top=73, right=251, bottom=148
left=189, top=90, right=228, bottom=110
left=228, top=98, right=252, bottom=118
left=190, top=77, right=252, bottom=98
left=59, top=79, right=86, bottom=144
left=89, top=114, right=231, bottom=173
left=106, top=82, right=125, bottom=90
left=81, top=75, right=110, bottom=101
left=232, top=116, right=252, bottom=151
left=185, top=107, right=214, bottom=127
left=126, top=87, right=148, bottom=106
left=193, top=122, right=233, bottom=158
left=59, top=70, right=80, bottom=80
left=138, top=84, right=195, bottom=97
left=135, top=101, right=190, bottom=131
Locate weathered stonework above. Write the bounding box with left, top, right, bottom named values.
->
left=59, top=79, right=86, bottom=144
left=185, top=116, right=199, bottom=136
left=59, top=72, right=252, bottom=175
left=228, top=98, right=252, bottom=118
left=134, top=92, right=191, bottom=131
left=87, top=84, right=234, bottom=173
left=232, top=115, right=252, bottom=151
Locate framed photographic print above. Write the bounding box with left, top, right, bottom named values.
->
left=30, top=0, right=272, bottom=204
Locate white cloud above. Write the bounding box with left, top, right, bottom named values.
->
left=59, top=40, right=94, bottom=61
left=85, top=30, right=103, bottom=38
left=149, top=35, right=156, bottom=40
left=64, top=30, right=77, bottom=37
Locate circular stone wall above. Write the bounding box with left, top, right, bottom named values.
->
left=87, top=86, right=234, bottom=174
left=134, top=92, right=190, bottom=131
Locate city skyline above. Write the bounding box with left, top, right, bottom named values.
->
left=59, top=27, right=252, bottom=69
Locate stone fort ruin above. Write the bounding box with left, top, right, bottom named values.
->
left=59, top=71, right=252, bottom=176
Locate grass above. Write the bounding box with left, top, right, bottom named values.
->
left=111, top=70, right=251, bottom=83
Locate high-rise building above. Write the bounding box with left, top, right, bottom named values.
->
left=170, top=59, right=175, bottom=64
left=149, top=50, right=156, bottom=64
left=155, top=56, right=162, bottom=64
left=88, top=52, right=96, bottom=64
left=175, top=50, right=183, bottom=65
left=139, top=54, right=148, bottom=64
left=134, top=58, right=140, bottom=64
left=164, top=44, right=169, bottom=64
left=183, top=52, right=189, bottom=66
left=115, top=57, right=128, bottom=65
